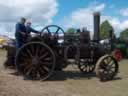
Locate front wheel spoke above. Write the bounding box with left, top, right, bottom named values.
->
left=108, top=61, right=114, bottom=65
left=83, top=67, right=87, bottom=71
left=108, top=69, right=115, bottom=74
left=99, top=69, right=104, bottom=72
left=89, top=67, right=92, bottom=71
left=103, top=70, right=108, bottom=74
left=109, top=62, right=115, bottom=68
left=80, top=61, right=86, bottom=65
left=83, top=65, right=88, bottom=70
left=110, top=66, right=116, bottom=69
left=103, top=60, right=108, bottom=66
left=104, top=59, right=108, bottom=64
left=81, top=64, right=86, bottom=69
left=88, top=66, right=91, bottom=72
left=107, top=57, right=112, bottom=63
left=85, top=66, right=88, bottom=71
left=100, top=67, right=107, bottom=71
left=108, top=59, right=113, bottom=64
left=100, top=63, right=107, bottom=69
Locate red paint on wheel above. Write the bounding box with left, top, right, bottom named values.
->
left=112, top=49, right=122, bottom=61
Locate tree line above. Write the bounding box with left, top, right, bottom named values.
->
left=65, top=20, right=128, bottom=42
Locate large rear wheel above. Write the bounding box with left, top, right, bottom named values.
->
left=15, top=42, right=55, bottom=80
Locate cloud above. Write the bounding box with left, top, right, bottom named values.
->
left=0, top=0, right=58, bottom=38
left=120, top=21, right=128, bottom=30
left=62, top=3, right=128, bottom=37
left=63, top=3, right=106, bottom=29
left=95, top=3, right=105, bottom=11
left=120, top=8, right=128, bottom=16
left=62, top=3, right=106, bottom=38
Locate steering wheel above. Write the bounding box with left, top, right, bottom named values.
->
left=40, top=25, right=65, bottom=43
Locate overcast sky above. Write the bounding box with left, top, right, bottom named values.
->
left=0, top=0, right=128, bottom=38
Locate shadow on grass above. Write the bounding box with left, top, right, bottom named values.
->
left=10, top=71, right=21, bottom=76
left=9, top=70, right=122, bottom=82
left=9, top=70, right=96, bottom=81
left=49, top=71, right=96, bottom=81
left=105, top=77, right=122, bottom=82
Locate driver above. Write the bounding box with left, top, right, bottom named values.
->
left=26, top=21, right=40, bottom=35
left=15, top=17, right=27, bottom=49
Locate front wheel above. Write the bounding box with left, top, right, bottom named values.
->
left=95, top=55, right=119, bottom=81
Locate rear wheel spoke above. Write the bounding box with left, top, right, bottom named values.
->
left=24, top=64, right=33, bottom=73
left=39, top=52, right=49, bottom=60
left=35, top=45, right=40, bottom=56
left=41, top=66, right=49, bottom=73
left=25, top=48, right=33, bottom=58
left=25, top=67, right=33, bottom=76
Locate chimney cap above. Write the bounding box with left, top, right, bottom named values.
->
left=93, top=12, right=100, bottom=16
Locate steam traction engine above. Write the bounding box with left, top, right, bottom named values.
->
left=5, top=12, right=119, bottom=81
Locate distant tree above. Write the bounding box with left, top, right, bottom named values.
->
left=100, top=20, right=114, bottom=39
left=65, top=28, right=76, bottom=35
left=120, top=29, right=128, bottom=41
left=65, top=28, right=77, bottom=42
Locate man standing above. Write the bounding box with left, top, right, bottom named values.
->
left=26, top=21, right=39, bottom=34
left=15, top=17, right=27, bottom=49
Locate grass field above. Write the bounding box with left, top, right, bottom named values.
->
left=0, top=49, right=128, bottom=96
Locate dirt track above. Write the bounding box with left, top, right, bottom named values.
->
left=0, top=50, right=128, bottom=96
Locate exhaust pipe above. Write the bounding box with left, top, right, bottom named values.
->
left=93, top=12, right=100, bottom=43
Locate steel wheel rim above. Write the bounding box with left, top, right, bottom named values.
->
left=40, top=25, right=65, bottom=43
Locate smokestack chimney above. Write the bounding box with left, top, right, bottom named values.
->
left=93, top=12, right=100, bottom=42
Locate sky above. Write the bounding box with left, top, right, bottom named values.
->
left=0, top=0, right=128, bottom=38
